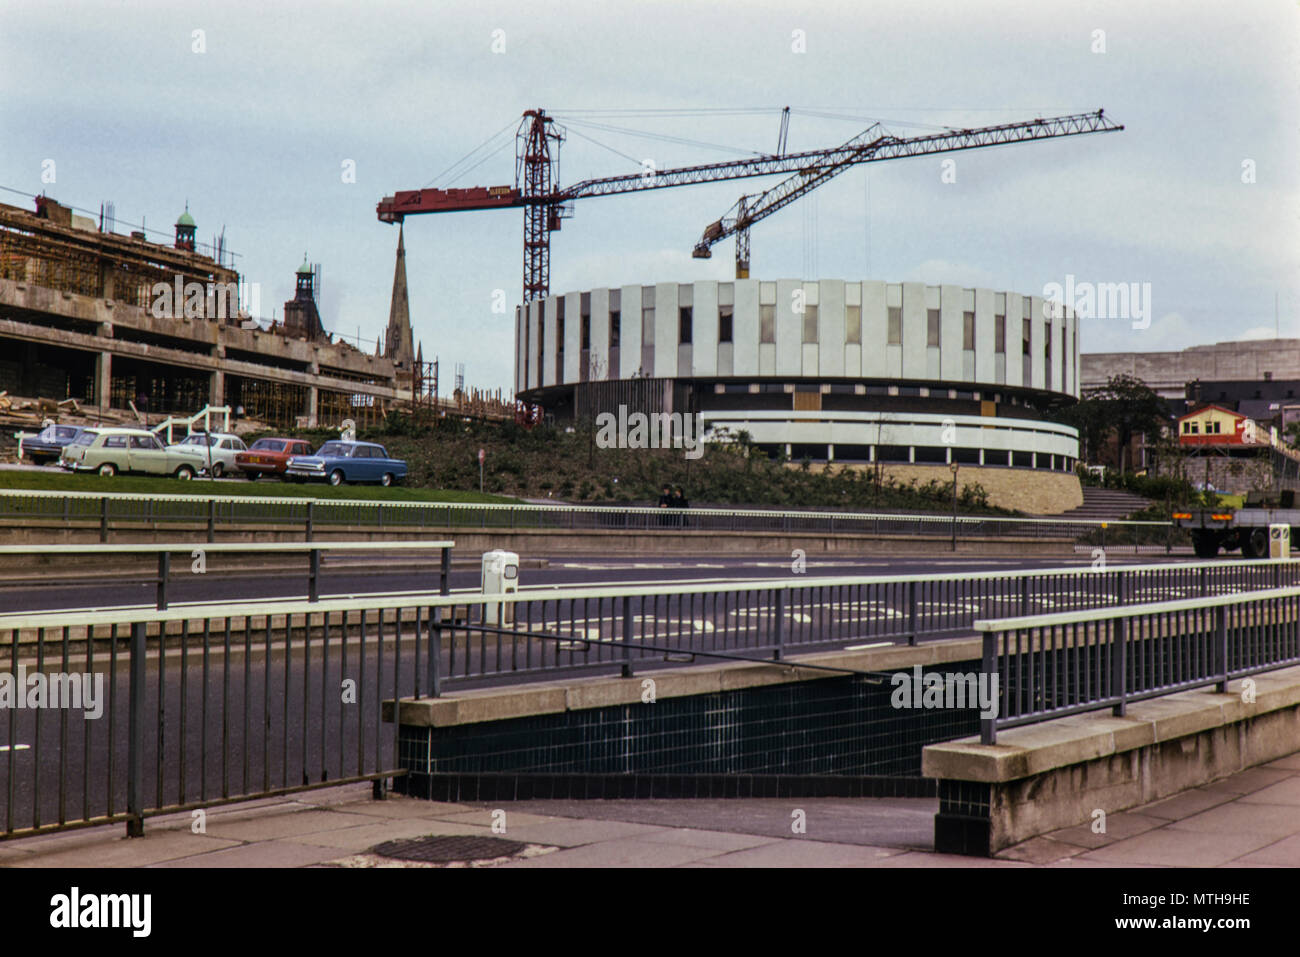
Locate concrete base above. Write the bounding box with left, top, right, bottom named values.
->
left=922, top=664, right=1300, bottom=856
left=0, top=520, right=1078, bottom=557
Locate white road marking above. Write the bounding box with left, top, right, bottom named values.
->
left=0, top=744, right=31, bottom=752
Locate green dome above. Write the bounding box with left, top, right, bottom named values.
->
left=296, top=254, right=313, bottom=276
left=176, top=209, right=195, bottom=228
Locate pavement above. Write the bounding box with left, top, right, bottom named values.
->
left=3, top=749, right=1298, bottom=868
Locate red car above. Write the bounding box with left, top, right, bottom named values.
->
left=235, top=437, right=315, bottom=480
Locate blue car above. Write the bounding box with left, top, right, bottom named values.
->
left=284, top=440, right=408, bottom=487
left=21, top=424, right=85, bottom=464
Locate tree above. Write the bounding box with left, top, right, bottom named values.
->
left=1058, top=374, right=1169, bottom=473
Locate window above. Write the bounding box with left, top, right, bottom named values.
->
left=963, top=311, right=975, bottom=350
left=802, top=304, right=818, bottom=344
left=678, top=306, right=693, bottom=344
left=887, top=307, right=902, bottom=345
left=581, top=314, right=591, bottom=351
left=129, top=436, right=153, bottom=449
left=1188, top=422, right=1199, bottom=434
left=609, top=311, right=620, bottom=348
left=104, top=436, right=127, bottom=448
left=719, top=305, right=733, bottom=343
left=994, top=314, right=1006, bottom=353
left=927, top=309, right=940, bottom=347
left=252, top=439, right=285, bottom=451
left=760, top=304, right=775, bottom=343
left=642, top=307, right=655, bottom=340
left=556, top=314, right=565, bottom=371
left=846, top=305, right=861, bottom=344
left=1022, top=319, right=1032, bottom=355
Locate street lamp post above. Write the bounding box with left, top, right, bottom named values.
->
left=950, top=462, right=959, bottom=552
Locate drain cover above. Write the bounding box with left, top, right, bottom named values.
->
left=370, top=835, right=528, bottom=863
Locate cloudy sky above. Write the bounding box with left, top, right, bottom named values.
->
left=3, top=0, right=1297, bottom=391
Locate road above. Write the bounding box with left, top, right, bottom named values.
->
left=0, top=551, right=1196, bottom=615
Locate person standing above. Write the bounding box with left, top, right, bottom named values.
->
left=671, top=485, right=689, bottom=527
left=658, top=484, right=673, bottom=527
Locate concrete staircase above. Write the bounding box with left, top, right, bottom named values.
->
left=1054, top=487, right=1153, bottom=522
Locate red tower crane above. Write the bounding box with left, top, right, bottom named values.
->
left=377, top=108, right=1123, bottom=304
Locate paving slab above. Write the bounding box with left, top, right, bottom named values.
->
left=6, top=830, right=241, bottom=868
left=148, top=840, right=348, bottom=869
left=497, top=836, right=726, bottom=868
left=1076, top=829, right=1279, bottom=867
left=1039, top=812, right=1167, bottom=850
left=202, top=808, right=381, bottom=842
left=1167, top=800, right=1300, bottom=839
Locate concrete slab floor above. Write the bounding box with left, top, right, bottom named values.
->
left=0, top=754, right=1296, bottom=868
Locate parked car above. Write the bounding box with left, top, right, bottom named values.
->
left=235, top=437, right=315, bottom=480
left=21, top=424, right=85, bottom=464
left=164, top=431, right=248, bottom=478
left=61, top=428, right=207, bottom=479
left=284, top=440, right=407, bottom=486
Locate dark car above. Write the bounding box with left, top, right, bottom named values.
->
left=235, top=437, right=315, bottom=480
left=284, top=440, right=407, bottom=487
left=21, top=424, right=85, bottom=464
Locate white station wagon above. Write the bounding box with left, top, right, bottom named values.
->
left=165, top=431, right=248, bottom=478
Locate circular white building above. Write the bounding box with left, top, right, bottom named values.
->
left=515, top=279, right=1083, bottom=511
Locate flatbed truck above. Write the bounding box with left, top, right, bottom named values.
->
left=1174, top=490, right=1299, bottom=558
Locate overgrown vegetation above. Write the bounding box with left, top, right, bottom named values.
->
left=245, top=413, right=1020, bottom=515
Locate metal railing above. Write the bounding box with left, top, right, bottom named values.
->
left=0, top=487, right=1172, bottom=544
left=1, top=556, right=1297, bottom=840
left=976, top=586, right=1300, bottom=744
left=0, top=541, right=454, bottom=609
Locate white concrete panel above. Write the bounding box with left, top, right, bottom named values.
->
left=802, top=342, right=819, bottom=376
left=886, top=344, right=903, bottom=378
left=940, top=284, right=962, bottom=381
left=901, top=283, right=927, bottom=379
left=861, top=281, right=887, bottom=378
left=886, top=283, right=902, bottom=308
left=759, top=342, right=776, bottom=376
left=819, top=280, right=845, bottom=377
left=542, top=296, right=557, bottom=387
left=733, top=280, right=760, bottom=376
left=693, top=281, right=718, bottom=376
left=845, top=344, right=862, bottom=377
left=590, top=288, right=610, bottom=379
left=563, top=291, right=581, bottom=384
left=924, top=285, right=940, bottom=309
left=619, top=285, right=642, bottom=379
left=926, top=348, right=940, bottom=379
left=1005, top=293, right=1023, bottom=388
left=962, top=288, right=975, bottom=311
left=529, top=302, right=542, bottom=390
left=655, top=282, right=678, bottom=379
left=974, top=287, right=995, bottom=385
left=514, top=307, right=523, bottom=393
left=1029, top=296, right=1045, bottom=391
left=776, top=279, right=801, bottom=375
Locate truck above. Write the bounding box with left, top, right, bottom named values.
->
left=1174, top=489, right=1298, bottom=558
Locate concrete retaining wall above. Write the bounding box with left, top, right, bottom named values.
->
left=922, top=665, right=1300, bottom=856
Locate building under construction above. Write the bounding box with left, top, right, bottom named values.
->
left=0, top=194, right=425, bottom=430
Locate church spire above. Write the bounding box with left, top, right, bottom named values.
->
left=385, top=225, right=414, bottom=369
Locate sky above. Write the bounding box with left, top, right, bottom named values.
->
left=2, top=0, right=1297, bottom=392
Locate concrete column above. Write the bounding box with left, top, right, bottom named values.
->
left=210, top=344, right=225, bottom=406
left=97, top=323, right=114, bottom=411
